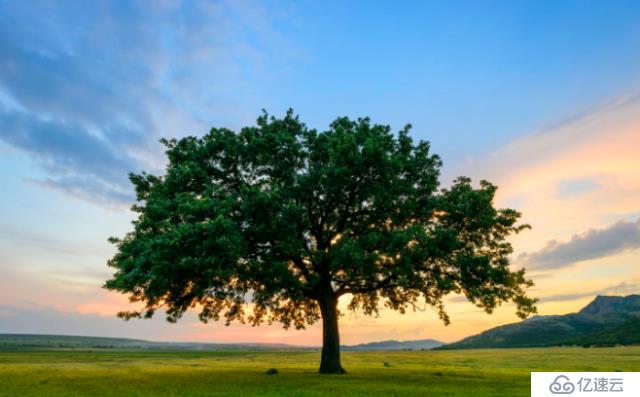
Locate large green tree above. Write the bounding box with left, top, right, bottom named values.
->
left=106, top=110, right=536, bottom=374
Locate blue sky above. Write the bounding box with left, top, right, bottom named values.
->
left=1, top=0, right=640, bottom=344
left=2, top=0, right=640, bottom=203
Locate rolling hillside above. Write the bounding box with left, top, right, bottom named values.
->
left=439, top=295, right=640, bottom=349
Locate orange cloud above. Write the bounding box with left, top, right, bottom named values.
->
left=452, top=94, right=640, bottom=315
left=455, top=95, right=640, bottom=251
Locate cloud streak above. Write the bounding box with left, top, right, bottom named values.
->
left=453, top=92, right=640, bottom=262
left=0, top=110, right=138, bottom=204
left=541, top=281, right=640, bottom=303
left=0, top=1, right=295, bottom=206
left=518, top=219, right=640, bottom=270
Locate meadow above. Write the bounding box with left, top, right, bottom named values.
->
left=1, top=347, right=639, bottom=397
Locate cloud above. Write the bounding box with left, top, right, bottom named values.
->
left=0, top=303, right=190, bottom=341
left=556, top=177, right=602, bottom=198
left=541, top=281, right=640, bottom=303
left=518, top=219, right=640, bottom=270
left=451, top=92, right=640, bottom=258
left=448, top=97, right=640, bottom=319
left=0, top=1, right=297, bottom=206
left=0, top=110, right=138, bottom=204
left=0, top=222, right=105, bottom=258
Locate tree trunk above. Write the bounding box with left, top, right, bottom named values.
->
left=318, top=293, right=346, bottom=374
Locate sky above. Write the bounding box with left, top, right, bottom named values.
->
left=1, top=0, right=640, bottom=345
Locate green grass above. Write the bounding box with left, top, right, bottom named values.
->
left=1, top=347, right=639, bottom=396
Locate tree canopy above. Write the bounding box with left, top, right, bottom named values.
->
left=105, top=110, right=536, bottom=373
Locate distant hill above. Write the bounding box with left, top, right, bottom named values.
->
left=438, top=295, right=640, bottom=350
left=0, top=334, right=155, bottom=349
left=343, top=338, right=443, bottom=351
left=0, top=334, right=309, bottom=351
left=0, top=333, right=444, bottom=352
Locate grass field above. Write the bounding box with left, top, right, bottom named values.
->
left=1, top=347, right=639, bottom=396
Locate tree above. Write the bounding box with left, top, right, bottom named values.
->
left=105, top=110, right=537, bottom=374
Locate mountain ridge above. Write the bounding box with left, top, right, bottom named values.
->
left=343, top=338, right=443, bottom=351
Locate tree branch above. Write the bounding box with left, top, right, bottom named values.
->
left=336, top=274, right=398, bottom=297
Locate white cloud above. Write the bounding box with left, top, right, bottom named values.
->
left=0, top=0, right=299, bottom=206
